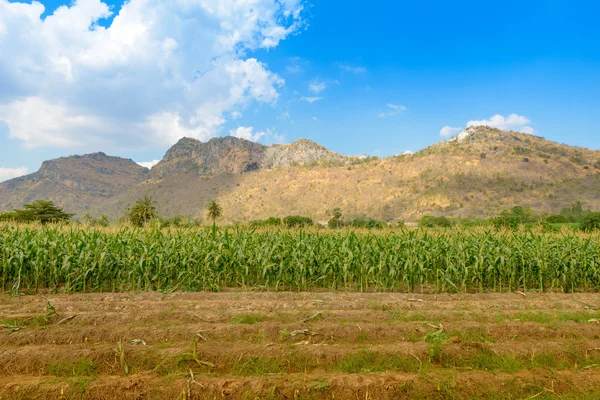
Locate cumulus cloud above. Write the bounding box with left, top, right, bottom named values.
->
left=230, top=126, right=284, bottom=144
left=0, top=0, right=305, bottom=150
left=378, top=104, right=406, bottom=118
left=0, top=167, right=28, bottom=182
left=467, top=114, right=534, bottom=134
left=308, top=79, right=327, bottom=94
left=136, top=160, right=160, bottom=170
left=230, top=126, right=266, bottom=142
left=300, top=96, right=323, bottom=103
left=440, top=126, right=462, bottom=138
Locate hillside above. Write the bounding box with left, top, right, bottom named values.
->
left=0, top=152, right=149, bottom=215
left=3, top=127, right=600, bottom=222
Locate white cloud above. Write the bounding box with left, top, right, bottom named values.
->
left=378, top=103, right=406, bottom=118
left=0, top=167, right=28, bottom=182
left=339, top=64, right=366, bottom=73
left=440, top=126, right=462, bottom=138
left=300, top=96, right=323, bottom=103
left=467, top=114, right=534, bottom=134
left=230, top=126, right=266, bottom=142
left=312, top=116, right=318, bottom=121
left=0, top=0, right=305, bottom=150
left=136, top=160, right=160, bottom=170
left=230, top=126, right=284, bottom=144
left=278, top=111, right=290, bottom=121
left=230, top=111, right=243, bottom=120
left=286, top=65, right=303, bottom=74
left=308, top=79, right=327, bottom=94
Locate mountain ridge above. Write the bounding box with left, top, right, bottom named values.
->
left=2, top=127, right=600, bottom=221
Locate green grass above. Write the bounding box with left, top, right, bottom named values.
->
left=335, top=350, right=423, bottom=373
left=230, top=314, right=265, bottom=324
left=47, top=358, right=96, bottom=377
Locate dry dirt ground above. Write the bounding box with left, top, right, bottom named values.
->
left=1, top=291, right=600, bottom=399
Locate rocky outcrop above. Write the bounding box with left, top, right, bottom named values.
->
left=152, top=137, right=267, bottom=178
left=261, top=138, right=351, bottom=168
left=152, top=136, right=353, bottom=177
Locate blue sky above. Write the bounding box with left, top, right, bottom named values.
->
left=1, top=0, right=599, bottom=180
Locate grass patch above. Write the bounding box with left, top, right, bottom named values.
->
left=233, top=356, right=283, bottom=375
left=47, top=358, right=96, bottom=377
left=231, top=314, right=265, bottom=324
left=335, top=351, right=423, bottom=373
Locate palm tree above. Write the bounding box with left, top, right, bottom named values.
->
left=333, top=208, right=342, bottom=228
left=206, top=200, right=223, bottom=228
left=129, top=196, right=158, bottom=227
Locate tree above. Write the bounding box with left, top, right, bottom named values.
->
left=206, top=200, right=223, bottom=227
left=332, top=208, right=342, bottom=229
left=83, top=213, right=93, bottom=225
left=0, top=200, right=73, bottom=224
left=129, top=196, right=158, bottom=227
left=97, top=214, right=110, bottom=227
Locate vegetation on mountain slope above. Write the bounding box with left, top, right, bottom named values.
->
left=2, top=127, right=600, bottom=222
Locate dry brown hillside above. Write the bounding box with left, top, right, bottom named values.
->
left=0, top=152, right=149, bottom=215
left=3, top=127, right=600, bottom=222
left=92, top=126, right=600, bottom=223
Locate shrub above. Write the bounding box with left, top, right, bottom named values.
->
left=493, top=206, right=539, bottom=229
left=349, top=218, right=385, bottom=229
left=283, top=216, right=313, bottom=228
left=419, top=215, right=454, bottom=228
left=266, top=217, right=282, bottom=226
left=581, top=212, right=600, bottom=231
left=546, top=214, right=568, bottom=224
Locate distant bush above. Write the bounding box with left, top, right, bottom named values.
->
left=581, top=212, right=600, bottom=231
left=266, top=217, right=282, bottom=226
left=283, top=215, right=313, bottom=228
left=159, top=216, right=202, bottom=228
left=249, top=217, right=282, bottom=228
left=493, top=206, right=540, bottom=230
left=349, top=218, right=385, bottom=229
left=560, top=201, right=584, bottom=222
left=419, top=215, right=454, bottom=228
left=546, top=214, right=568, bottom=224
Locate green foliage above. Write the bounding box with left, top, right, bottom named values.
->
left=349, top=218, right=385, bottom=229
left=128, top=196, right=158, bottom=227
left=283, top=215, right=313, bottom=228
left=2, top=226, right=600, bottom=294
left=546, top=214, right=569, bottom=224
left=158, top=216, right=202, bottom=228
left=248, top=217, right=282, bottom=228
left=581, top=212, right=600, bottom=231
left=206, top=200, right=223, bottom=224
left=328, top=208, right=342, bottom=229
left=0, top=200, right=73, bottom=224
left=492, top=206, right=540, bottom=229
left=560, top=201, right=584, bottom=222
left=419, top=215, right=454, bottom=228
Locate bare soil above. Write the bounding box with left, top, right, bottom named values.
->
left=1, top=291, right=600, bottom=399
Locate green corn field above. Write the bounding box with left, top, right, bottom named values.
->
left=1, top=224, right=599, bottom=294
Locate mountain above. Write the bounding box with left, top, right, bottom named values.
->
left=151, top=136, right=351, bottom=178
left=0, top=152, right=149, bottom=215
left=2, top=127, right=600, bottom=222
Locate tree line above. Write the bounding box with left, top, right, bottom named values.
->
left=2, top=198, right=600, bottom=231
